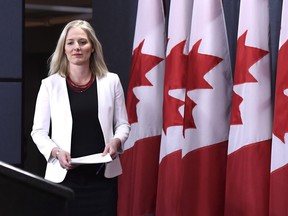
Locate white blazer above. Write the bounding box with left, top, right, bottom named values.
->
left=31, top=72, right=130, bottom=183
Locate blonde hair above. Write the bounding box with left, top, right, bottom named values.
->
left=48, top=20, right=108, bottom=77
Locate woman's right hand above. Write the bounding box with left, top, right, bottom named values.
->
left=52, top=147, right=75, bottom=170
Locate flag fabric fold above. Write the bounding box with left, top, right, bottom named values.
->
left=224, top=0, right=272, bottom=215
left=181, top=0, right=232, bottom=215
left=156, top=0, right=192, bottom=215
left=269, top=0, right=288, bottom=215
left=118, top=0, right=165, bottom=215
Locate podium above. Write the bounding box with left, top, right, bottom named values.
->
left=0, top=161, right=74, bottom=216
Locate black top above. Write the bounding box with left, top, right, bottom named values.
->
left=66, top=79, right=105, bottom=158
left=63, top=79, right=117, bottom=216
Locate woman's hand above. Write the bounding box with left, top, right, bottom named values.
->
left=102, top=138, right=121, bottom=159
left=52, top=147, right=75, bottom=170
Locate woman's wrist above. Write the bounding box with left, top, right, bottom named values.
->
left=52, top=147, right=61, bottom=159
left=56, top=148, right=61, bottom=159
left=114, top=138, right=121, bottom=149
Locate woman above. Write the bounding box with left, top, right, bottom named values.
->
left=31, top=20, right=130, bottom=215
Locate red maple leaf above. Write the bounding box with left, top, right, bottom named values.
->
left=183, top=39, right=223, bottom=132
left=230, top=92, right=243, bottom=125
left=163, top=40, right=188, bottom=134
left=231, top=30, right=269, bottom=125
left=126, top=40, right=163, bottom=124
left=234, top=30, right=269, bottom=85
left=183, top=97, right=197, bottom=131
left=273, top=39, right=288, bottom=143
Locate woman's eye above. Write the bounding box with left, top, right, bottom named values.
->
left=80, top=40, right=87, bottom=45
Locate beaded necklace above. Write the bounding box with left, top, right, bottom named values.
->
left=67, top=74, right=95, bottom=93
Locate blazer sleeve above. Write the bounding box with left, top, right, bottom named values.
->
left=112, top=74, right=130, bottom=152
left=31, top=80, right=58, bottom=162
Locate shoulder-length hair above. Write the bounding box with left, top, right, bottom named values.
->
left=48, top=20, right=108, bottom=77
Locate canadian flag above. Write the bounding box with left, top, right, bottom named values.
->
left=155, top=0, right=192, bottom=215
left=117, top=0, right=165, bottom=215
left=181, top=0, right=232, bottom=215
left=269, top=0, right=288, bottom=215
left=224, top=0, right=272, bottom=215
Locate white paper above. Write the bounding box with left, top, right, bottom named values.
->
left=70, top=153, right=112, bottom=164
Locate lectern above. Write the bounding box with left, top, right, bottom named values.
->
left=0, top=161, right=74, bottom=216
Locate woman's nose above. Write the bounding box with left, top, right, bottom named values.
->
left=73, top=43, right=80, bottom=51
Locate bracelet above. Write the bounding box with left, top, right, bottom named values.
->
left=56, top=148, right=61, bottom=159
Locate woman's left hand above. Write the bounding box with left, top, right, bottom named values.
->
left=102, top=138, right=121, bottom=159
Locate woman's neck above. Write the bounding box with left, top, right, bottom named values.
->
left=68, top=64, right=92, bottom=85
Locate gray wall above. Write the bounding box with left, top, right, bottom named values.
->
left=92, top=0, right=138, bottom=94
left=0, top=0, right=23, bottom=165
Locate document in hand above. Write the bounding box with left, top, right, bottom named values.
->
left=70, top=153, right=112, bottom=164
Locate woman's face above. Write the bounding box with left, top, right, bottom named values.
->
left=64, top=27, right=94, bottom=66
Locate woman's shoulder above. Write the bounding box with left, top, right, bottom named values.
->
left=98, top=71, right=120, bottom=82
left=42, top=73, right=65, bottom=83
left=105, top=71, right=118, bottom=77
left=41, top=74, right=66, bottom=90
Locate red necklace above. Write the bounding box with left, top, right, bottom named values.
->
left=67, top=75, right=95, bottom=93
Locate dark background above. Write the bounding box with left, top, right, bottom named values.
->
left=0, top=0, right=283, bottom=177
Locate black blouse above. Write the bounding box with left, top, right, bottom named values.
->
left=66, top=79, right=105, bottom=158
